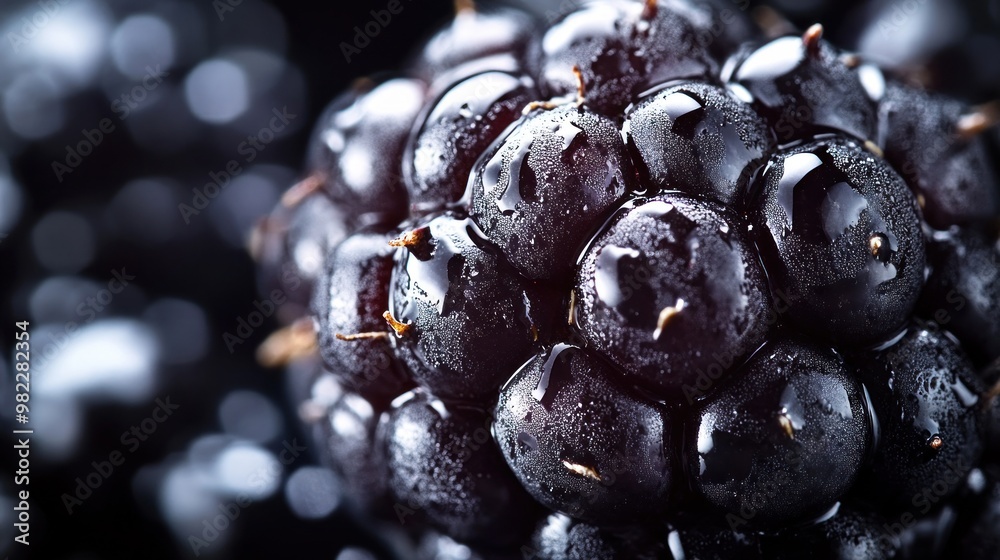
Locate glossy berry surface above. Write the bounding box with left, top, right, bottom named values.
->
left=689, top=338, right=871, bottom=528
left=256, top=1, right=1000, bottom=557
left=494, top=344, right=672, bottom=523
left=470, top=103, right=634, bottom=280
left=312, top=229, right=413, bottom=402
left=878, top=82, right=1000, bottom=229
left=387, top=214, right=545, bottom=400
left=416, top=6, right=539, bottom=81
left=307, top=78, right=425, bottom=223
left=407, top=71, right=536, bottom=212
left=384, top=391, right=538, bottom=547
left=761, top=507, right=903, bottom=559
left=529, top=514, right=667, bottom=560
left=724, top=27, right=881, bottom=143
left=540, top=0, right=720, bottom=115
left=918, top=229, right=1000, bottom=367
left=857, top=326, right=983, bottom=508
left=624, top=81, right=774, bottom=205
left=574, top=193, right=771, bottom=399
left=747, top=137, right=925, bottom=345
left=310, top=372, right=389, bottom=512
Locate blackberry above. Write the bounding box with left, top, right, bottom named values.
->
left=306, top=78, right=426, bottom=224
left=384, top=391, right=539, bottom=548
left=539, top=0, right=721, bottom=115
left=407, top=71, right=537, bottom=212
left=761, top=507, right=904, bottom=559
left=313, top=229, right=413, bottom=403
left=254, top=1, right=1000, bottom=557
left=529, top=514, right=668, bottom=560
left=387, top=214, right=547, bottom=401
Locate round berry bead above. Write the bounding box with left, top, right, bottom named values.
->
left=574, top=194, right=771, bottom=400
left=384, top=391, right=538, bottom=548
left=471, top=103, right=635, bottom=281
left=307, top=78, right=425, bottom=223
left=530, top=514, right=667, bottom=560
left=416, top=6, right=539, bottom=81
left=689, top=339, right=871, bottom=528
left=406, top=71, right=536, bottom=212
left=494, top=344, right=673, bottom=524
left=312, top=229, right=414, bottom=403
left=918, top=229, right=1000, bottom=367
left=253, top=193, right=350, bottom=321
left=761, top=507, right=903, bottom=559
left=746, top=137, right=925, bottom=346
left=856, top=326, right=984, bottom=508
left=310, top=373, right=390, bottom=513
left=724, top=27, right=881, bottom=143
left=878, top=81, right=1000, bottom=229
left=387, top=214, right=544, bottom=400
left=540, top=0, right=718, bottom=115
left=623, top=81, right=774, bottom=206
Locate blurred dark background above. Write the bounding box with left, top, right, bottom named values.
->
left=0, top=0, right=997, bottom=558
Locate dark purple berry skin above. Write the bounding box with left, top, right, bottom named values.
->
left=724, top=33, right=881, bottom=143
left=388, top=214, right=543, bottom=401
left=878, top=82, right=1000, bottom=229
left=313, top=230, right=414, bottom=403
left=494, top=344, right=672, bottom=524
left=918, top=229, right=1000, bottom=367
left=624, top=82, right=774, bottom=206
left=574, top=194, right=771, bottom=400
left=954, top=471, right=1000, bottom=560
left=407, top=71, right=536, bottom=213
left=530, top=514, right=667, bottom=560
left=689, top=339, right=871, bottom=529
left=384, top=391, right=539, bottom=548
left=665, top=521, right=763, bottom=559
left=311, top=373, right=390, bottom=512
left=671, top=0, right=759, bottom=63
left=471, top=104, right=635, bottom=281
left=540, top=0, right=719, bottom=115
left=857, top=327, right=984, bottom=509
left=747, top=137, right=925, bottom=346
left=761, top=507, right=903, bottom=559
left=307, top=78, right=425, bottom=223
left=416, top=7, right=539, bottom=81
left=255, top=194, right=350, bottom=322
